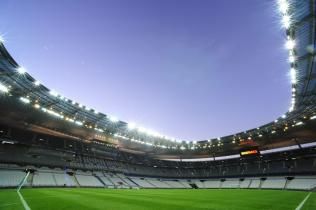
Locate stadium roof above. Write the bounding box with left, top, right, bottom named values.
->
left=0, top=0, right=315, bottom=158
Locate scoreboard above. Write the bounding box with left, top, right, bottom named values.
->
left=240, top=148, right=259, bottom=156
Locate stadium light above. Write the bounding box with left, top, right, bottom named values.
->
left=145, top=129, right=158, bottom=136
left=66, top=118, right=75, bottom=123
left=295, top=121, right=303, bottom=126
left=34, top=80, right=41, bottom=86
left=109, top=116, right=119, bottom=122
left=0, top=34, right=4, bottom=43
left=289, top=55, right=295, bottom=63
left=75, top=121, right=83, bottom=126
left=285, top=39, right=295, bottom=50
left=17, top=66, right=27, bottom=74
left=281, top=15, right=291, bottom=29
left=138, top=127, right=147, bottom=133
left=20, top=97, right=31, bottom=104
left=0, top=83, right=9, bottom=93
left=49, top=90, right=59, bottom=97
left=128, top=123, right=137, bottom=130
left=278, top=0, right=289, bottom=14
left=290, top=68, right=296, bottom=84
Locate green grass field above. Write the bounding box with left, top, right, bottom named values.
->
left=0, top=188, right=315, bottom=210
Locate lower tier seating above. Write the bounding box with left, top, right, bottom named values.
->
left=0, top=166, right=315, bottom=191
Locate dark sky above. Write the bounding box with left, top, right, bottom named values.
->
left=0, top=0, right=291, bottom=140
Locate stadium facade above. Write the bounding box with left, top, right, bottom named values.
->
left=0, top=0, right=316, bottom=191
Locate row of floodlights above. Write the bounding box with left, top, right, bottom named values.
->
left=0, top=34, right=180, bottom=142
left=277, top=0, right=297, bottom=112
left=0, top=1, right=306, bottom=146
left=7, top=62, right=181, bottom=142
left=1, top=80, right=181, bottom=145
left=2, top=85, right=309, bottom=150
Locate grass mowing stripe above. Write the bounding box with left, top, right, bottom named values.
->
left=0, top=202, right=19, bottom=207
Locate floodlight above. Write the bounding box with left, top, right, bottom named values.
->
left=285, top=39, right=295, bottom=50
left=17, top=67, right=27, bottom=74
left=289, top=55, right=295, bottom=63
left=295, top=121, right=303, bottom=126
left=138, top=127, right=147, bottom=133
left=290, top=68, right=296, bottom=84
left=0, top=35, right=4, bottom=43
left=75, top=121, right=83, bottom=126
left=0, top=83, right=9, bottom=93
left=34, top=80, right=41, bottom=86
left=20, top=97, right=30, bottom=104
left=281, top=15, right=291, bottom=29
left=127, top=123, right=136, bottom=130
left=278, top=0, right=289, bottom=14
left=49, top=90, right=58, bottom=97
left=109, top=116, right=118, bottom=122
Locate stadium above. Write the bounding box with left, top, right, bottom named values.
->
left=0, top=0, right=315, bottom=209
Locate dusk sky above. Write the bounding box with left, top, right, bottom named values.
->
left=0, top=0, right=290, bottom=140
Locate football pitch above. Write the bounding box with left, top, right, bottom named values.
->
left=0, top=188, right=315, bottom=210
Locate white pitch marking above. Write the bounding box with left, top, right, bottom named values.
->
left=16, top=171, right=31, bottom=210
left=17, top=190, right=31, bottom=210
left=295, top=192, right=311, bottom=210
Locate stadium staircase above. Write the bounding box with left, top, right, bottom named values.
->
left=125, top=177, right=140, bottom=188
left=71, top=174, right=80, bottom=187
left=104, top=174, right=116, bottom=186
left=52, top=174, right=58, bottom=186
left=26, top=172, right=34, bottom=187
left=247, top=179, right=252, bottom=188
left=258, top=179, right=264, bottom=189
left=178, top=181, right=189, bottom=188
left=94, top=174, right=106, bottom=187
left=189, top=183, right=198, bottom=189
left=219, top=180, right=224, bottom=188
left=284, top=179, right=290, bottom=190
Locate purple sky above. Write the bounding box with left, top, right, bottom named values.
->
left=0, top=0, right=291, bottom=140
